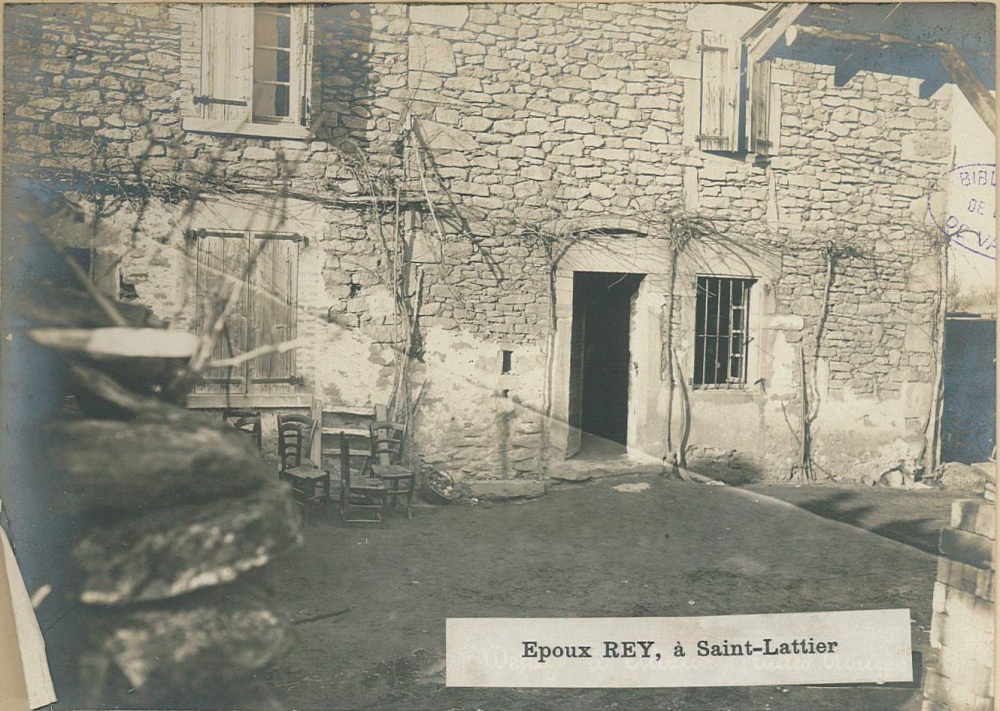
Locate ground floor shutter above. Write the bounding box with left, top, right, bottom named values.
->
left=194, top=232, right=250, bottom=394
left=247, top=234, right=300, bottom=394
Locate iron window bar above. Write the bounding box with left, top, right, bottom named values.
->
left=694, top=276, right=756, bottom=388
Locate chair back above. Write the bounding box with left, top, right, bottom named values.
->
left=222, top=409, right=262, bottom=451
left=370, top=420, right=405, bottom=466
left=278, top=413, right=316, bottom=470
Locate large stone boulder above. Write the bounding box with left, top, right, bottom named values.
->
left=74, top=481, right=302, bottom=605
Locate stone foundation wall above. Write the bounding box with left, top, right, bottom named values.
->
left=924, top=499, right=995, bottom=711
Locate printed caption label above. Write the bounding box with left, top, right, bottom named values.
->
left=446, top=609, right=912, bottom=688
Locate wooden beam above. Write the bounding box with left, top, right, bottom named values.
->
left=795, top=24, right=992, bottom=58
left=940, top=49, right=997, bottom=135
left=746, top=3, right=809, bottom=64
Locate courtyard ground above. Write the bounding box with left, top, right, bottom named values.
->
left=261, top=475, right=962, bottom=711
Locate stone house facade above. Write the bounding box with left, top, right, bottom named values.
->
left=4, top=2, right=964, bottom=492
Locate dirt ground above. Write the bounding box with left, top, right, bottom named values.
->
left=260, top=475, right=962, bottom=711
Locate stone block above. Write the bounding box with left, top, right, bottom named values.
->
left=408, top=35, right=456, bottom=75
left=951, top=499, right=996, bottom=540
left=940, top=526, right=995, bottom=573
left=419, top=120, right=478, bottom=151
left=243, top=146, right=276, bottom=161
left=494, top=119, right=526, bottom=135
left=902, top=131, right=950, bottom=163
left=904, top=323, right=933, bottom=353
left=924, top=669, right=978, bottom=711
left=410, top=4, right=469, bottom=27
left=643, top=125, right=670, bottom=143
left=74, top=481, right=301, bottom=605
left=88, top=585, right=290, bottom=699
left=451, top=181, right=490, bottom=197
left=466, top=479, right=546, bottom=499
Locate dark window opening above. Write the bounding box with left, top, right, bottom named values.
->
left=348, top=282, right=362, bottom=298
left=501, top=350, right=513, bottom=374
left=941, top=317, right=996, bottom=464
left=694, top=276, right=755, bottom=387
left=64, top=247, right=92, bottom=279
left=119, top=274, right=139, bottom=302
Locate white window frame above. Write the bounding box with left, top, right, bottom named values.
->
left=182, top=4, right=313, bottom=140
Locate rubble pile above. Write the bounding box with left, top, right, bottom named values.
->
left=26, top=282, right=301, bottom=707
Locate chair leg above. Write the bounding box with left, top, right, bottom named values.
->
left=406, top=478, right=414, bottom=519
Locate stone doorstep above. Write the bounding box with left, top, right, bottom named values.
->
left=923, top=669, right=994, bottom=711
left=951, top=499, right=997, bottom=540
left=546, top=456, right=669, bottom=485
left=936, top=643, right=995, bottom=697
left=929, top=609, right=995, bottom=660
left=939, top=527, right=995, bottom=570
left=936, top=557, right=995, bottom=603
left=464, top=479, right=547, bottom=500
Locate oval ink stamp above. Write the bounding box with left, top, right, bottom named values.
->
left=927, top=163, right=996, bottom=260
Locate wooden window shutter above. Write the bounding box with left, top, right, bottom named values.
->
left=749, top=59, right=773, bottom=155
left=199, top=5, right=253, bottom=123
left=247, top=234, right=300, bottom=394
left=194, top=232, right=250, bottom=394
left=698, top=30, right=741, bottom=152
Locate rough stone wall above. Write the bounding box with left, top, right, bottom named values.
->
left=2, top=2, right=957, bottom=484
left=3, top=4, right=184, bottom=181
left=924, top=498, right=995, bottom=711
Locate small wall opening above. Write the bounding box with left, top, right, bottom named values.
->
left=501, top=349, right=513, bottom=374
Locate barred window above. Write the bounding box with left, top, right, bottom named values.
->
left=694, top=276, right=756, bottom=387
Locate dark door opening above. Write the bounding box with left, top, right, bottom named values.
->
left=568, top=272, right=644, bottom=448
left=940, top=316, right=996, bottom=464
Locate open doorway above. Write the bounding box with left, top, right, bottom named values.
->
left=567, top=272, right=645, bottom=458
left=940, top=315, right=996, bottom=464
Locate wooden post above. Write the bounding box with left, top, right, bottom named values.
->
left=797, top=345, right=812, bottom=481
left=939, top=49, right=996, bottom=136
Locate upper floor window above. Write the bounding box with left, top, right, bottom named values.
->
left=184, top=4, right=312, bottom=139
left=697, top=30, right=776, bottom=156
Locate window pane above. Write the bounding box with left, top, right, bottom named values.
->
left=254, top=48, right=290, bottom=84
left=254, top=82, right=290, bottom=118
left=254, top=6, right=291, bottom=48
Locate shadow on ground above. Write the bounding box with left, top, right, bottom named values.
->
left=743, top=484, right=961, bottom=555
left=259, top=474, right=943, bottom=711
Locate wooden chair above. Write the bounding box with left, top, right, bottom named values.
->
left=222, top=409, right=262, bottom=452
left=277, top=413, right=330, bottom=526
left=338, top=431, right=386, bottom=524
left=368, top=418, right=417, bottom=520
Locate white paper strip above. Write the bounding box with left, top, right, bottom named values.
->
left=2, top=509, right=57, bottom=709
left=447, top=609, right=912, bottom=688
